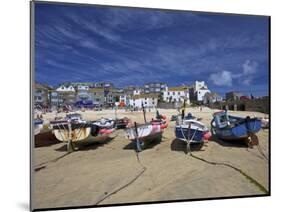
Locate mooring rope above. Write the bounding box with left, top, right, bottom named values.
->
left=34, top=152, right=72, bottom=169
left=179, top=124, right=198, bottom=155
left=256, top=143, right=268, bottom=161
left=179, top=121, right=268, bottom=194
left=189, top=153, right=268, bottom=194
left=94, top=150, right=147, bottom=205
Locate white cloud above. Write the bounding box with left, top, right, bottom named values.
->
left=79, top=40, right=98, bottom=49
left=210, top=70, right=233, bottom=87
left=210, top=60, right=258, bottom=87
left=242, top=59, right=258, bottom=75
left=242, top=78, right=252, bottom=85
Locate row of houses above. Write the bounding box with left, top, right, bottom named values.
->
left=35, top=80, right=251, bottom=109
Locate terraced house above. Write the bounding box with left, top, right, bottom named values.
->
left=34, top=83, right=50, bottom=106
left=89, top=88, right=105, bottom=107
left=163, top=86, right=190, bottom=104
left=56, top=84, right=76, bottom=105
left=128, top=93, right=158, bottom=109
left=144, top=82, right=167, bottom=96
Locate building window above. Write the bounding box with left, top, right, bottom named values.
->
left=145, top=98, right=147, bottom=100
left=178, top=92, right=180, bottom=95
left=167, top=92, right=170, bottom=95
left=173, top=92, right=175, bottom=95
left=145, top=102, right=147, bottom=104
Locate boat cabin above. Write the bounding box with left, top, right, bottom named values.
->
left=213, top=110, right=230, bottom=128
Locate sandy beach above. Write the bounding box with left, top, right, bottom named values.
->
left=32, top=107, right=269, bottom=209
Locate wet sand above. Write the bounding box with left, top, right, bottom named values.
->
left=32, top=107, right=269, bottom=209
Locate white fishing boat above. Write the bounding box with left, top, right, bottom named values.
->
left=50, top=113, right=115, bottom=152
left=124, top=105, right=168, bottom=151
left=175, top=101, right=211, bottom=153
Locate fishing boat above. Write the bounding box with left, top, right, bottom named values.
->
left=34, top=119, right=44, bottom=135
left=50, top=113, right=115, bottom=152
left=124, top=104, right=168, bottom=151
left=175, top=118, right=211, bottom=144
left=261, top=117, right=269, bottom=129
left=174, top=100, right=211, bottom=153
left=114, top=117, right=130, bottom=129
left=175, top=114, right=211, bottom=146
left=210, top=110, right=262, bottom=146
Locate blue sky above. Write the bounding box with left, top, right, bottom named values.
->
left=35, top=3, right=269, bottom=96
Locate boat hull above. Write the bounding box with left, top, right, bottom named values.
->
left=52, top=128, right=111, bottom=143
left=212, top=117, right=262, bottom=141
left=34, top=124, right=43, bottom=135
left=34, top=120, right=44, bottom=135
left=175, top=119, right=209, bottom=144
left=175, top=127, right=205, bottom=143
left=125, top=123, right=164, bottom=150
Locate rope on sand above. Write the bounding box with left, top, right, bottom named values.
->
left=179, top=125, right=268, bottom=194
left=34, top=152, right=72, bottom=170
left=190, top=153, right=268, bottom=194
left=256, top=143, right=268, bottom=161
left=94, top=151, right=146, bottom=205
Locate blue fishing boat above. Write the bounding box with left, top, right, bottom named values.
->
left=175, top=118, right=211, bottom=144
left=211, top=110, right=261, bottom=144
left=175, top=100, right=211, bottom=152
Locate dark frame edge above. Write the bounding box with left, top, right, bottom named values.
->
left=32, top=193, right=270, bottom=212
left=32, top=0, right=270, bottom=18
left=30, top=1, right=35, bottom=211
left=268, top=16, right=271, bottom=196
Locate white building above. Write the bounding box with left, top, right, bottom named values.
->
left=190, top=81, right=211, bottom=102
left=133, top=89, right=141, bottom=96
left=194, top=81, right=207, bottom=92
left=77, top=85, right=89, bottom=90
left=196, top=88, right=211, bottom=102
left=129, top=94, right=158, bottom=109
left=163, top=86, right=190, bottom=104
left=56, top=85, right=76, bottom=105
left=56, top=85, right=76, bottom=92
left=119, top=94, right=127, bottom=103
left=76, top=85, right=90, bottom=101
left=203, top=92, right=223, bottom=104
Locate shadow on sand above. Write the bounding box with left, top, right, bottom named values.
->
left=210, top=135, right=248, bottom=148
left=54, top=136, right=116, bottom=152
left=123, top=136, right=163, bottom=151
left=34, top=132, right=60, bottom=148
left=170, top=138, right=206, bottom=154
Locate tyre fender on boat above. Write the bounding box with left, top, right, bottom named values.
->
left=203, top=131, right=212, bottom=140
left=160, top=122, right=168, bottom=129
